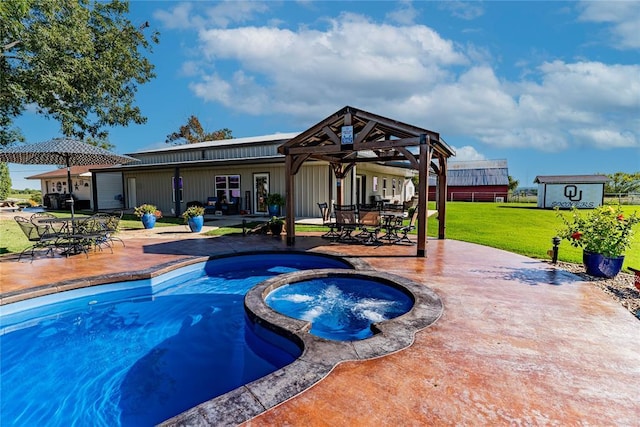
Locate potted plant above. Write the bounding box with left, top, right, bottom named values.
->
left=134, top=204, right=162, bottom=229
left=182, top=205, right=205, bottom=232
left=265, top=193, right=285, bottom=217
left=268, top=216, right=284, bottom=236
left=556, top=205, right=639, bottom=278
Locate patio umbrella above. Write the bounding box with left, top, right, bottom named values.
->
left=0, top=137, right=139, bottom=218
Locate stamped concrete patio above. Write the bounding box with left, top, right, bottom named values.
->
left=1, top=226, right=638, bottom=425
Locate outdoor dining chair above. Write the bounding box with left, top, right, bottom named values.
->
left=93, top=212, right=125, bottom=247
left=394, top=208, right=419, bottom=245
left=357, top=204, right=383, bottom=245
left=63, top=215, right=114, bottom=257
left=317, top=202, right=339, bottom=239
left=14, top=216, right=61, bottom=261
left=333, top=204, right=358, bottom=243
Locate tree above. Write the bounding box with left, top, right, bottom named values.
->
left=0, top=162, right=11, bottom=200
left=603, top=172, right=640, bottom=194
left=166, top=115, right=233, bottom=145
left=0, top=0, right=159, bottom=147
left=508, top=175, right=519, bottom=192
left=85, top=136, right=115, bottom=151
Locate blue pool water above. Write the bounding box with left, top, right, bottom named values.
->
left=0, top=253, right=350, bottom=427
left=265, top=277, right=413, bottom=341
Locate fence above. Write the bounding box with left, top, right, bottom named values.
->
left=447, top=192, right=509, bottom=202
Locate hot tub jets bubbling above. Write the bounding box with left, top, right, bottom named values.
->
left=264, top=276, right=414, bottom=341
left=245, top=268, right=443, bottom=350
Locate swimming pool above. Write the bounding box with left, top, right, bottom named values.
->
left=0, top=252, right=352, bottom=427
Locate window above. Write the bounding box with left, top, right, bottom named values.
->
left=382, top=178, right=387, bottom=197
left=215, top=175, right=241, bottom=202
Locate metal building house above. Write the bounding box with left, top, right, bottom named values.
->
left=91, top=133, right=417, bottom=218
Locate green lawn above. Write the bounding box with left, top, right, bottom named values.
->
left=425, top=202, right=640, bottom=270
left=2, top=203, right=639, bottom=272
left=0, top=211, right=182, bottom=255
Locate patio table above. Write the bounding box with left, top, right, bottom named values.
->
left=379, top=212, right=404, bottom=244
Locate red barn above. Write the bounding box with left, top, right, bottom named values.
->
left=429, top=160, right=509, bottom=202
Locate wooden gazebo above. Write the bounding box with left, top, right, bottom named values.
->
left=278, top=106, right=455, bottom=257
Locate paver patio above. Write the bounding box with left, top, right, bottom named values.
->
left=1, top=226, right=638, bottom=425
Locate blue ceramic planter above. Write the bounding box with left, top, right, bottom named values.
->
left=187, top=215, right=204, bottom=232
left=141, top=213, right=156, bottom=229
left=583, top=251, right=624, bottom=278
left=268, top=204, right=281, bottom=217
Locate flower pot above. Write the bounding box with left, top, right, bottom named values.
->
left=268, top=204, right=281, bottom=217
left=583, top=250, right=624, bottom=278
left=141, top=213, right=156, bottom=229
left=187, top=215, right=204, bottom=233
left=269, top=222, right=283, bottom=236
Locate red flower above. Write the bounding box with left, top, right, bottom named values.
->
left=571, top=231, right=582, bottom=240
left=617, top=214, right=624, bottom=221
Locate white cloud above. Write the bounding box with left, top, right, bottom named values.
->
left=153, top=1, right=270, bottom=30
left=439, top=1, right=485, bottom=21
left=577, top=1, right=640, bottom=49
left=386, top=1, right=420, bottom=25
left=569, top=128, right=638, bottom=148
left=153, top=3, right=198, bottom=30
left=173, top=9, right=638, bottom=153
left=451, top=145, right=486, bottom=161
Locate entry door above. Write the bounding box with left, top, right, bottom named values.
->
left=127, top=177, right=136, bottom=209
left=253, top=173, right=269, bottom=214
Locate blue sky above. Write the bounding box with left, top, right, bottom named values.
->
left=9, top=0, right=640, bottom=190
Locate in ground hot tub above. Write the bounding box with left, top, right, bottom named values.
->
left=264, top=275, right=414, bottom=341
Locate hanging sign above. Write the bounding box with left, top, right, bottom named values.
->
left=341, top=126, right=353, bottom=144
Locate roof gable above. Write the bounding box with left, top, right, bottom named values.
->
left=278, top=106, right=455, bottom=164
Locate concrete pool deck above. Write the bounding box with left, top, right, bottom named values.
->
left=1, top=228, right=638, bottom=425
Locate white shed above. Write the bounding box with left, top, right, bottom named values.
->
left=534, top=175, right=609, bottom=209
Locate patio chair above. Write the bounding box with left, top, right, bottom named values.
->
left=29, top=212, right=63, bottom=233
left=357, top=204, right=382, bottom=245
left=394, top=208, right=419, bottom=245
left=317, top=202, right=339, bottom=239
left=204, top=197, right=219, bottom=215
left=65, top=215, right=114, bottom=257
left=333, top=204, right=358, bottom=243
left=14, top=216, right=60, bottom=261
left=93, top=212, right=125, bottom=247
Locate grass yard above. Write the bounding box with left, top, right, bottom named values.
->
left=2, top=203, right=639, bottom=271
left=426, top=202, right=640, bottom=270
left=0, top=211, right=183, bottom=255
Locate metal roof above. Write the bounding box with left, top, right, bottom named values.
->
left=429, top=160, right=509, bottom=186
left=533, top=175, right=609, bottom=184
left=26, top=165, right=114, bottom=179
left=130, top=132, right=300, bottom=155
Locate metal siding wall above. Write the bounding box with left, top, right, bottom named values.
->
left=295, top=164, right=330, bottom=217
left=124, top=169, right=175, bottom=215
left=177, top=164, right=287, bottom=215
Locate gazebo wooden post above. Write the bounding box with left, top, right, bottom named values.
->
left=417, top=134, right=432, bottom=257
left=438, top=156, right=448, bottom=239
left=285, top=154, right=295, bottom=246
